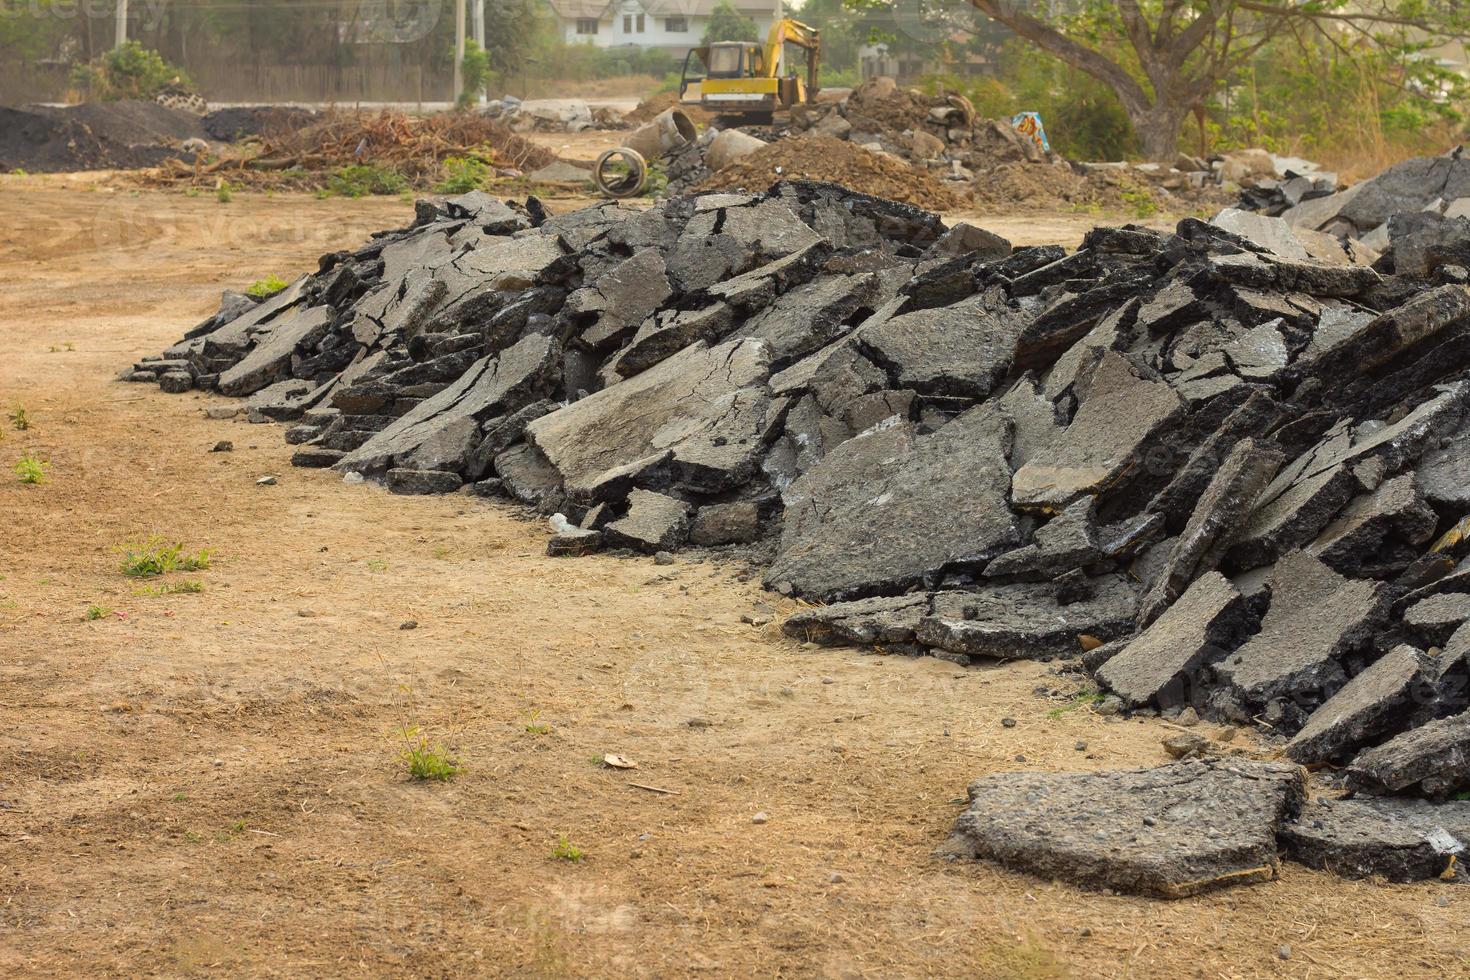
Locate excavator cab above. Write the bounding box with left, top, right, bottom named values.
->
left=679, top=18, right=819, bottom=121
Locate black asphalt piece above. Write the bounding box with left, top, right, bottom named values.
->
left=1280, top=796, right=1465, bottom=882
left=941, top=759, right=1306, bottom=898
left=1285, top=645, right=1428, bottom=764
left=1347, top=709, right=1470, bottom=797
left=1096, top=572, right=1250, bottom=709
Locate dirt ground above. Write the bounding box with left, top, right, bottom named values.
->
left=1, top=176, right=1466, bottom=979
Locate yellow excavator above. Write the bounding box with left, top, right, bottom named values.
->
left=679, top=17, right=820, bottom=121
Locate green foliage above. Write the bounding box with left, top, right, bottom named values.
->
left=540, top=40, right=680, bottom=84
left=135, top=579, right=205, bottom=597
left=70, top=42, right=193, bottom=101
left=10, top=406, right=29, bottom=431
left=458, top=39, right=494, bottom=109
left=551, top=835, right=586, bottom=862
left=435, top=155, right=492, bottom=194
left=215, top=182, right=233, bottom=204
left=702, top=1, right=760, bottom=44
left=85, top=604, right=111, bottom=621
left=931, top=40, right=1139, bottom=161
left=246, top=275, right=289, bottom=299
left=399, top=727, right=460, bottom=781
left=118, top=537, right=211, bottom=578
left=327, top=165, right=410, bottom=198
left=523, top=709, right=552, bottom=736
left=14, top=453, right=46, bottom=485
left=1203, top=34, right=1466, bottom=161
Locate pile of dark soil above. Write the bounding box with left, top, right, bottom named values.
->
left=698, top=136, right=963, bottom=211
left=201, top=105, right=321, bottom=143
left=0, top=100, right=205, bottom=173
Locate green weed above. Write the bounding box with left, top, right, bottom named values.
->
left=10, top=406, right=29, bottom=430
left=215, top=181, right=233, bottom=204
left=434, top=154, right=491, bottom=194
left=135, top=579, right=204, bottom=597
left=399, top=726, right=460, bottom=781
left=523, top=709, right=552, bottom=736
left=14, top=453, right=46, bottom=484
left=118, top=537, right=211, bottom=578
left=246, top=275, right=288, bottom=298
left=328, top=164, right=409, bottom=198
left=1046, top=691, right=1105, bottom=720
left=367, top=558, right=388, bottom=573
left=551, top=835, right=585, bottom=862
left=85, top=604, right=111, bottom=621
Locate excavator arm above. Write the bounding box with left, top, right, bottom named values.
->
left=761, top=17, right=820, bottom=99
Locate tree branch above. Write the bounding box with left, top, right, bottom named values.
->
left=967, top=0, right=1154, bottom=111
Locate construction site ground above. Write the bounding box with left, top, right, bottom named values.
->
left=1, top=175, right=1464, bottom=978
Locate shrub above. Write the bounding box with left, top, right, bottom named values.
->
left=70, top=42, right=193, bottom=101
left=435, top=155, right=492, bottom=194
left=327, top=165, right=410, bottom=198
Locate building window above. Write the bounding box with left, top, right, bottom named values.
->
left=623, top=13, right=632, bottom=31
left=576, top=18, right=598, bottom=34
left=665, top=15, right=687, bottom=31
left=636, top=13, right=645, bottom=31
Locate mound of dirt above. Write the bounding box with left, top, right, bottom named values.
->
left=201, top=105, right=321, bottom=143
left=0, top=100, right=206, bottom=173
left=697, top=136, right=963, bottom=211
left=624, top=91, right=712, bottom=127
left=969, top=161, right=1182, bottom=214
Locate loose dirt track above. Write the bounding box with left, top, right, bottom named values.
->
left=1, top=176, right=1466, bottom=979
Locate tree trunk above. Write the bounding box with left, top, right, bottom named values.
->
left=1129, top=100, right=1191, bottom=162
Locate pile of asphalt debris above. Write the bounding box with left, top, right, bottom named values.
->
left=132, top=173, right=1470, bottom=898
left=1272, top=146, right=1470, bottom=254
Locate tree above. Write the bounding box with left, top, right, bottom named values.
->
left=951, top=0, right=1469, bottom=160
left=702, top=1, right=761, bottom=44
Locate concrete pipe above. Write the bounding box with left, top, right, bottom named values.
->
left=622, top=108, right=697, bottom=163
left=593, top=147, right=648, bottom=198
left=704, top=129, right=768, bottom=173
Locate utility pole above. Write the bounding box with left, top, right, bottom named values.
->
left=472, top=0, right=486, bottom=104
left=453, top=0, right=466, bottom=106
left=114, top=0, right=128, bottom=49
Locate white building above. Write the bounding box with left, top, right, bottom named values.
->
left=547, top=0, right=784, bottom=58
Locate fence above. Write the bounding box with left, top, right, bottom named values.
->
left=189, top=61, right=451, bottom=106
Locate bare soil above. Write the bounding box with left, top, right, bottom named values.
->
left=1, top=176, right=1466, bottom=979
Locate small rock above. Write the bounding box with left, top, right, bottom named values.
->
left=1001, top=717, right=1017, bottom=728
left=1014, top=754, right=1027, bottom=763
left=1074, top=741, right=1088, bottom=752
left=256, top=475, right=277, bottom=486
left=1163, top=732, right=1211, bottom=759
left=1096, top=696, right=1124, bottom=716
left=400, top=620, right=418, bottom=630
left=751, top=811, right=769, bottom=824
left=828, top=871, right=844, bottom=884
left=1177, top=707, right=1200, bottom=727
left=210, top=440, right=233, bottom=453
left=1277, top=945, right=1291, bottom=961
left=653, top=551, right=675, bottom=566
left=297, top=609, right=317, bottom=618
left=821, top=676, right=835, bottom=685
left=686, top=717, right=712, bottom=728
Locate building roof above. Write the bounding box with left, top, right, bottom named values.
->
left=547, top=0, right=612, bottom=19
left=547, top=0, right=779, bottom=19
